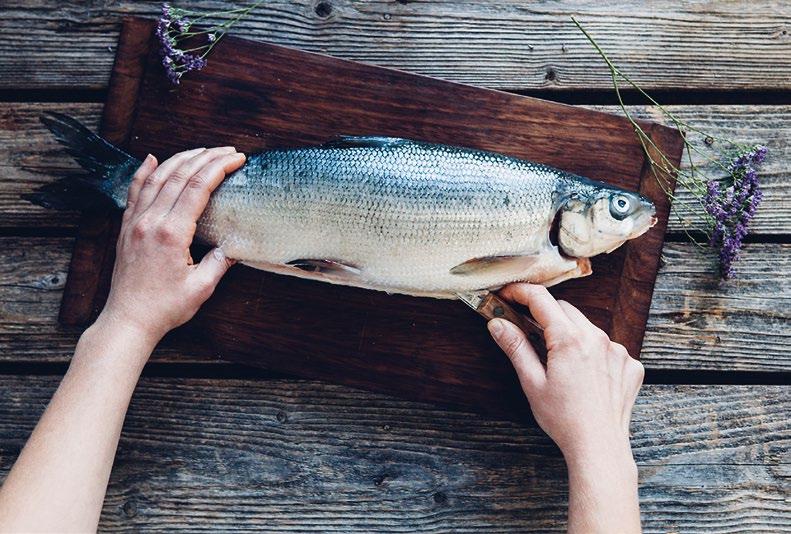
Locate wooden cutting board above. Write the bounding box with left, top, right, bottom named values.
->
left=60, top=17, right=683, bottom=421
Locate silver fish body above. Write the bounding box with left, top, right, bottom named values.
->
left=35, top=114, right=657, bottom=299
left=195, top=137, right=654, bottom=297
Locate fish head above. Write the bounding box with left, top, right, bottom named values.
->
left=557, top=184, right=656, bottom=258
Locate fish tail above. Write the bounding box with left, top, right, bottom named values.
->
left=24, top=112, right=139, bottom=211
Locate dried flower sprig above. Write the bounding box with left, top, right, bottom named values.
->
left=156, top=1, right=264, bottom=85
left=572, top=17, right=767, bottom=278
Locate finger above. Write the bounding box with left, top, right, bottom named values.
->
left=125, top=154, right=157, bottom=213
left=171, top=152, right=246, bottom=223
left=488, top=318, right=546, bottom=397
left=498, top=283, right=573, bottom=330
left=191, top=247, right=235, bottom=299
left=135, top=147, right=206, bottom=214
left=556, top=300, right=594, bottom=328
left=148, top=146, right=237, bottom=215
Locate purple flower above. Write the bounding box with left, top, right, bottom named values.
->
left=156, top=2, right=212, bottom=85
left=703, top=145, right=767, bottom=278
left=753, top=146, right=768, bottom=164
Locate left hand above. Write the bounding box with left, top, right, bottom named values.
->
left=99, top=147, right=247, bottom=344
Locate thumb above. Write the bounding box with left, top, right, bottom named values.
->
left=192, top=247, right=234, bottom=297
left=488, top=318, right=547, bottom=397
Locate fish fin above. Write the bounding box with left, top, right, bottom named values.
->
left=535, top=257, right=592, bottom=287
left=450, top=255, right=542, bottom=276
left=322, top=136, right=417, bottom=149
left=287, top=258, right=361, bottom=277
left=26, top=112, right=139, bottom=211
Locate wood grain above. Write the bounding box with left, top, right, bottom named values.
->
left=4, top=103, right=788, bottom=234
left=69, top=17, right=680, bottom=420
left=0, top=237, right=214, bottom=364
left=1, top=238, right=787, bottom=372
left=608, top=105, right=791, bottom=236
left=58, top=16, right=154, bottom=326
left=643, top=242, right=791, bottom=372
left=0, top=376, right=787, bottom=532
left=1, top=1, right=789, bottom=91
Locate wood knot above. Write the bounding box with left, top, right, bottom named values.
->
left=36, top=272, right=66, bottom=290
left=276, top=410, right=288, bottom=423
left=315, top=2, right=332, bottom=18
left=545, top=67, right=557, bottom=82
left=122, top=500, right=137, bottom=518
left=374, top=473, right=389, bottom=486
left=433, top=491, right=447, bottom=504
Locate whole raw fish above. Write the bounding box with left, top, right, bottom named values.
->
left=31, top=112, right=656, bottom=299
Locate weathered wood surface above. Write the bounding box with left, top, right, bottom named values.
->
left=53, top=17, right=681, bottom=421
left=604, top=105, right=791, bottom=236
left=0, top=377, right=787, bottom=532
left=0, top=2, right=788, bottom=531
left=0, top=237, right=215, bottom=364
left=1, top=237, right=787, bottom=372
left=4, top=103, right=788, bottom=234
left=643, top=243, right=791, bottom=372
left=1, top=1, right=790, bottom=91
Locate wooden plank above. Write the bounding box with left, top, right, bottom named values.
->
left=611, top=105, right=791, bottom=236
left=0, top=238, right=787, bottom=372
left=58, top=16, right=154, bottom=326
left=642, top=242, right=791, bottom=372
left=1, top=1, right=789, bottom=91
left=0, top=376, right=787, bottom=532
left=64, top=17, right=681, bottom=421
left=4, top=103, right=788, bottom=234
left=0, top=103, right=99, bottom=228
left=0, top=237, right=215, bottom=363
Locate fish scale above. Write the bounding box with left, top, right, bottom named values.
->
left=198, top=141, right=570, bottom=295
left=34, top=114, right=657, bottom=299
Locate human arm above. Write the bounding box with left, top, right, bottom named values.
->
left=487, top=283, right=644, bottom=534
left=0, top=147, right=245, bottom=532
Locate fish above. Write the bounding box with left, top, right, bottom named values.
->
left=29, top=112, right=657, bottom=299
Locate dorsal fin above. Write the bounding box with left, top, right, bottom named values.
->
left=321, top=136, right=417, bottom=149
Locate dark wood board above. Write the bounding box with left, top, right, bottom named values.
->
left=60, top=17, right=683, bottom=420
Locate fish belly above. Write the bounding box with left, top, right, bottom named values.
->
left=196, top=143, right=575, bottom=297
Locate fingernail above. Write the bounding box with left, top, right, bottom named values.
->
left=213, top=248, right=225, bottom=262
left=487, top=318, right=504, bottom=337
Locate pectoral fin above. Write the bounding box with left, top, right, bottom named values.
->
left=450, top=255, right=541, bottom=276
left=450, top=250, right=593, bottom=287
left=287, top=258, right=361, bottom=277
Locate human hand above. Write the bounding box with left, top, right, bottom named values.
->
left=487, top=283, right=644, bottom=464
left=99, top=147, right=246, bottom=344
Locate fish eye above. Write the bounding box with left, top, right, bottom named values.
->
left=610, top=194, right=631, bottom=219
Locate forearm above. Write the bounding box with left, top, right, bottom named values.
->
left=565, top=441, right=641, bottom=534
left=0, top=315, right=157, bottom=532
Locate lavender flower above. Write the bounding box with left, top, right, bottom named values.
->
left=703, top=145, right=767, bottom=278
left=155, top=2, right=262, bottom=85
left=572, top=17, right=771, bottom=279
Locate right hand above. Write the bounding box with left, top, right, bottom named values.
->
left=487, top=283, right=644, bottom=464
left=99, top=147, right=247, bottom=346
